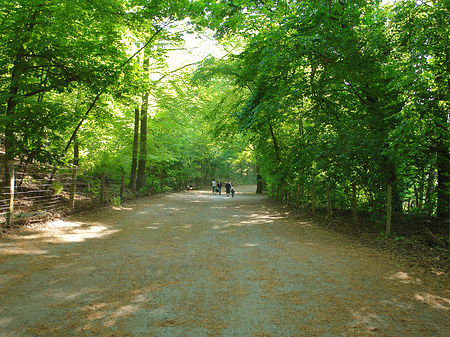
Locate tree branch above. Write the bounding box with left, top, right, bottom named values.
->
left=61, top=23, right=170, bottom=157
left=155, top=61, right=200, bottom=83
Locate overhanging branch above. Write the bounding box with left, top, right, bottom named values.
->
left=62, top=23, right=171, bottom=157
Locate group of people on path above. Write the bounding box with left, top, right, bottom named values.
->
left=211, top=180, right=235, bottom=197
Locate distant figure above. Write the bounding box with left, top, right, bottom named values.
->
left=217, top=181, right=222, bottom=195
left=231, top=187, right=235, bottom=197
left=225, top=181, right=232, bottom=197
left=212, top=180, right=217, bottom=194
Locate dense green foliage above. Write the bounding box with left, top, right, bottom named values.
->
left=1, top=0, right=255, bottom=193
left=1, top=0, right=449, bottom=241
left=199, top=0, right=450, bottom=238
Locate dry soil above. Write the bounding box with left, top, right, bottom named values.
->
left=0, top=186, right=449, bottom=336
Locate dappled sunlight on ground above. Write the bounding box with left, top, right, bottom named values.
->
left=387, top=271, right=423, bottom=285
left=103, top=304, right=139, bottom=328
left=383, top=270, right=450, bottom=314
left=46, top=288, right=95, bottom=302
left=0, top=247, right=49, bottom=256
left=50, top=219, right=81, bottom=228
left=57, top=225, right=119, bottom=243
left=187, top=199, right=210, bottom=203
left=211, top=206, right=227, bottom=209
left=242, top=243, right=260, bottom=247
left=0, top=217, right=121, bottom=258
left=380, top=298, right=413, bottom=310
left=298, top=221, right=315, bottom=227
left=111, top=206, right=133, bottom=211
left=79, top=287, right=165, bottom=332
left=349, top=307, right=383, bottom=334
left=0, top=318, right=12, bottom=328
left=415, top=293, right=450, bottom=311
left=1, top=186, right=449, bottom=336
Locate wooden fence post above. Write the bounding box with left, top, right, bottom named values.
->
left=386, top=185, right=392, bottom=235
left=99, top=172, right=105, bottom=206
left=6, top=161, right=15, bottom=227
left=311, top=184, right=315, bottom=214
left=326, top=183, right=332, bottom=218
left=352, top=182, right=358, bottom=224
left=69, top=165, right=78, bottom=210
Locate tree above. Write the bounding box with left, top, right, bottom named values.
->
left=129, top=108, right=140, bottom=190
left=390, top=0, right=450, bottom=230
left=136, top=56, right=150, bottom=190
left=1, top=0, right=132, bottom=183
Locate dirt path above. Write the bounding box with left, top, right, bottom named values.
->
left=0, top=186, right=449, bottom=336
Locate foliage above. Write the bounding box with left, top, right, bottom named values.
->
left=193, top=0, right=450, bottom=238
left=1, top=0, right=449, bottom=241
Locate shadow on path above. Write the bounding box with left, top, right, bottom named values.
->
left=0, top=186, right=448, bottom=336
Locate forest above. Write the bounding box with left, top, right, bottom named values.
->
left=1, top=0, right=449, bottom=247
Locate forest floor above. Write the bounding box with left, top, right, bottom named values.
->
left=0, top=186, right=449, bottom=336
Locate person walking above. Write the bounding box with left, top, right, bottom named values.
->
left=225, top=181, right=232, bottom=197
left=217, top=181, right=222, bottom=195
left=211, top=180, right=217, bottom=194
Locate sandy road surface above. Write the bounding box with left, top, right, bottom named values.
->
left=0, top=186, right=449, bottom=336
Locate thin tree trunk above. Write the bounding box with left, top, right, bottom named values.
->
left=73, top=136, right=79, bottom=167
left=136, top=57, right=150, bottom=190
left=4, top=57, right=22, bottom=186
left=120, top=173, right=124, bottom=200
left=352, top=182, right=358, bottom=224
left=159, top=168, right=164, bottom=192
left=326, top=183, right=332, bottom=218
left=383, top=156, right=402, bottom=214
left=269, top=123, right=281, bottom=163
left=436, top=147, right=450, bottom=231
left=386, top=185, right=392, bottom=235
left=425, top=163, right=436, bottom=214
left=4, top=9, right=39, bottom=183
left=6, top=161, right=15, bottom=227
left=69, top=165, right=77, bottom=210
left=256, top=165, right=263, bottom=194
left=311, top=185, right=315, bottom=214
left=63, top=91, right=103, bottom=155
left=129, top=107, right=139, bottom=190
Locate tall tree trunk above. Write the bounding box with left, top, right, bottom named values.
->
left=436, top=146, right=450, bottom=230
left=3, top=9, right=40, bottom=184
left=136, top=57, right=150, bottom=190
left=129, top=107, right=140, bottom=190
left=434, top=45, right=450, bottom=233
left=425, top=162, right=436, bottom=214
left=159, top=167, right=164, bottom=192
left=256, top=164, right=263, bottom=194
left=383, top=156, right=402, bottom=214
left=4, top=57, right=23, bottom=186
left=269, top=123, right=281, bottom=163
left=73, top=136, right=79, bottom=167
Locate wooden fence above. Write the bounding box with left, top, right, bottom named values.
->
left=271, top=182, right=396, bottom=236
left=270, top=182, right=449, bottom=249
left=1, top=161, right=125, bottom=228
